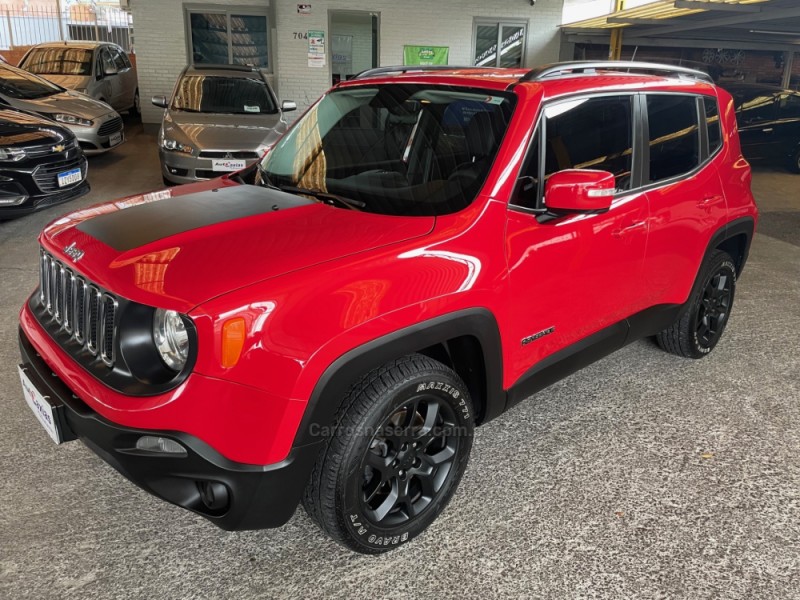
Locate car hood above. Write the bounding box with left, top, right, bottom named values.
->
left=40, top=182, right=434, bottom=312
left=37, top=74, right=91, bottom=91
left=0, top=108, right=71, bottom=145
left=163, top=110, right=285, bottom=151
left=8, top=90, right=114, bottom=119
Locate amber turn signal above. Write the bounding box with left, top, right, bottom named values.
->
left=221, top=317, right=246, bottom=368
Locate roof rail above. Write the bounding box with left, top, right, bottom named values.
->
left=521, top=61, right=713, bottom=84
left=352, top=65, right=489, bottom=80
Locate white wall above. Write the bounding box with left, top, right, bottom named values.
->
left=132, top=0, right=565, bottom=124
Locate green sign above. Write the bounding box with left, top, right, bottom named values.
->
left=403, top=45, right=449, bottom=66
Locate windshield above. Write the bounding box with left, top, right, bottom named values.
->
left=171, top=75, right=278, bottom=114
left=0, top=66, right=62, bottom=99
left=258, top=84, right=515, bottom=216
left=23, top=47, right=93, bottom=76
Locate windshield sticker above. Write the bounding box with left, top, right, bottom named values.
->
left=244, top=105, right=261, bottom=113
left=484, top=96, right=504, bottom=105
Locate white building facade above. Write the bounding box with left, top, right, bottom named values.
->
left=132, top=0, right=566, bottom=126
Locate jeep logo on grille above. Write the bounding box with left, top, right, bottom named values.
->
left=63, top=242, right=84, bottom=263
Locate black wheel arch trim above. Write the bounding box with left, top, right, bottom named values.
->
left=291, top=308, right=505, bottom=450
left=705, top=215, right=755, bottom=276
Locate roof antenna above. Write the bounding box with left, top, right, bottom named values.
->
left=631, top=46, right=639, bottom=61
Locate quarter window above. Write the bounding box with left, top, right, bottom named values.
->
left=187, top=10, right=269, bottom=69
left=704, top=97, right=722, bottom=155
left=646, top=95, right=700, bottom=183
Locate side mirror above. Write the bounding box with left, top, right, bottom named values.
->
left=151, top=95, right=168, bottom=108
left=281, top=100, right=297, bottom=112
left=544, top=169, right=615, bottom=212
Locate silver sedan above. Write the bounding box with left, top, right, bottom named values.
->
left=153, top=65, right=293, bottom=185
left=0, top=61, right=124, bottom=155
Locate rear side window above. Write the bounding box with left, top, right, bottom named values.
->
left=647, top=95, right=700, bottom=183
left=542, top=95, right=634, bottom=192
left=704, top=97, right=722, bottom=155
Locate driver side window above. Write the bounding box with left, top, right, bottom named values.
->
left=513, top=94, right=634, bottom=210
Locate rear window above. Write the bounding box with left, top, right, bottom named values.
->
left=647, top=95, right=700, bottom=183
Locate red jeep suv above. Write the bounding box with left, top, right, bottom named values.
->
left=19, top=62, right=757, bottom=553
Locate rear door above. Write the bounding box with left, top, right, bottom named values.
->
left=110, top=47, right=135, bottom=110
left=643, top=93, right=728, bottom=306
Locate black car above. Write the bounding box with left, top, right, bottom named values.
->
left=725, top=83, right=800, bottom=173
left=0, top=107, right=89, bottom=218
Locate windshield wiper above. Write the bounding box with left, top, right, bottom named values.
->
left=278, top=185, right=365, bottom=210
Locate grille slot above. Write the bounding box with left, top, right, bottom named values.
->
left=98, top=117, right=123, bottom=137
left=39, top=249, right=117, bottom=368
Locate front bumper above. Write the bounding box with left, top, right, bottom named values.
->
left=19, top=327, right=321, bottom=530
left=160, top=149, right=258, bottom=184
left=69, top=113, right=125, bottom=155
left=0, top=156, right=89, bottom=218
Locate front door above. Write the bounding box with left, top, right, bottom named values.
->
left=505, top=94, right=649, bottom=387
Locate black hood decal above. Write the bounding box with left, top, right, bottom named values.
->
left=77, top=185, right=314, bottom=252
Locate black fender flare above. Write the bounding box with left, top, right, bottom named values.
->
left=703, top=215, right=756, bottom=275
left=291, top=307, right=505, bottom=450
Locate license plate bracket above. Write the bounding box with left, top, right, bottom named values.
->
left=212, top=158, right=247, bottom=172
left=18, top=364, right=74, bottom=444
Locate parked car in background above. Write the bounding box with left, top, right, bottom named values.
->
left=19, top=41, right=139, bottom=116
left=725, top=83, right=800, bottom=173
left=153, top=64, right=294, bottom=185
left=0, top=107, right=88, bottom=218
left=0, top=61, right=124, bottom=155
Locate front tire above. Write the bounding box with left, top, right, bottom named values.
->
left=656, top=250, right=737, bottom=358
left=302, top=354, right=474, bottom=553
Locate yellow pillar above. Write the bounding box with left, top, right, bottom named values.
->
left=608, top=0, right=625, bottom=61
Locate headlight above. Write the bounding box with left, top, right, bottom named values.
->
left=162, top=137, right=195, bottom=155
left=54, top=113, right=94, bottom=127
left=0, top=147, right=26, bottom=161
left=153, top=308, right=190, bottom=371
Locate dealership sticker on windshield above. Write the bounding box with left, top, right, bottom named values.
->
left=212, top=159, right=247, bottom=172
left=243, top=105, right=260, bottom=113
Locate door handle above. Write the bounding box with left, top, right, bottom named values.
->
left=697, top=195, right=724, bottom=208
left=762, top=128, right=774, bottom=133
left=611, top=221, right=646, bottom=238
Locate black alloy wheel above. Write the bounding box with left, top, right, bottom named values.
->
left=302, top=354, right=473, bottom=553
left=656, top=250, right=737, bottom=358
left=360, top=396, right=460, bottom=527
left=695, top=268, right=733, bottom=349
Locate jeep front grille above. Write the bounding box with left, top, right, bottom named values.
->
left=39, top=250, right=117, bottom=367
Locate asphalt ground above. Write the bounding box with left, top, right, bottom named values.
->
left=0, top=124, right=798, bottom=599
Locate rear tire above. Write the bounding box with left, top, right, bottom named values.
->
left=656, top=250, right=737, bottom=358
left=302, top=354, right=474, bottom=553
left=130, top=89, right=140, bottom=117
